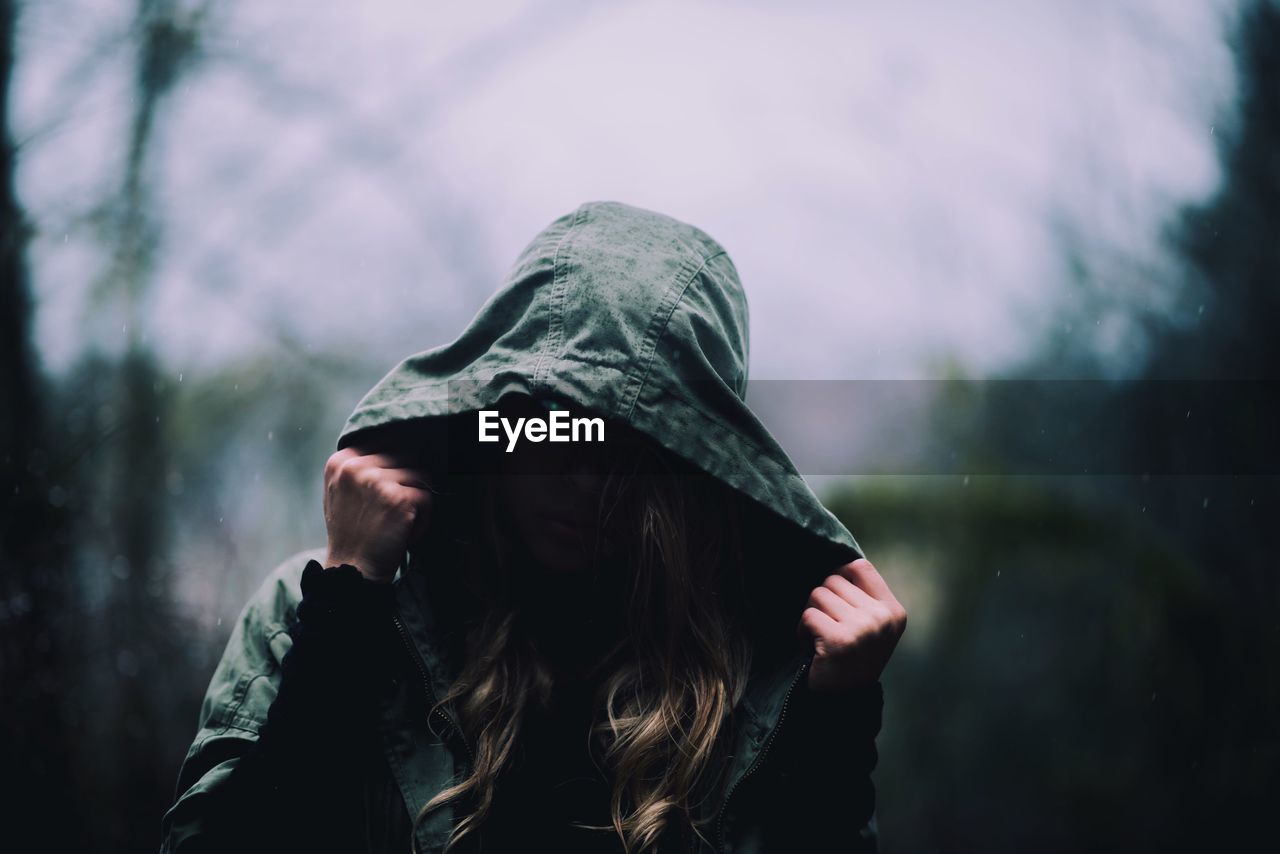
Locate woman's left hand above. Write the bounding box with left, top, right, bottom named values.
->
left=796, top=558, right=908, bottom=694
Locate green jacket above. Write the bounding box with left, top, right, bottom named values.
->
left=161, top=201, right=881, bottom=853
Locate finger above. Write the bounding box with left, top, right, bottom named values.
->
left=328, top=449, right=395, bottom=484
left=340, top=455, right=432, bottom=493
left=353, top=452, right=422, bottom=472
left=383, top=482, right=433, bottom=510
left=808, top=585, right=859, bottom=624
left=382, top=483, right=433, bottom=535
left=837, top=558, right=896, bottom=603
left=823, top=572, right=879, bottom=610
left=324, top=447, right=363, bottom=478
left=796, top=606, right=840, bottom=642
left=382, top=466, right=435, bottom=490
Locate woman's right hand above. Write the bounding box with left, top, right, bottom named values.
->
left=322, top=447, right=435, bottom=583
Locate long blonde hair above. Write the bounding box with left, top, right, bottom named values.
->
left=411, top=436, right=755, bottom=853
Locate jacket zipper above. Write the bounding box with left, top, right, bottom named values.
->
left=392, top=612, right=476, bottom=769
left=712, top=661, right=809, bottom=853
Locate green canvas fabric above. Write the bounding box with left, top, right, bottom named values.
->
left=337, top=201, right=862, bottom=567
left=162, top=201, right=872, bottom=853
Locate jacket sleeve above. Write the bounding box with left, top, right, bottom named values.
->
left=734, top=670, right=883, bottom=852
left=160, top=558, right=401, bottom=854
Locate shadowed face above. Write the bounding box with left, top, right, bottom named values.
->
left=495, top=396, right=616, bottom=575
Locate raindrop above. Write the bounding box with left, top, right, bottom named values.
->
left=963, top=476, right=969, bottom=486
left=267, top=431, right=274, bottom=441
left=1202, top=497, right=1209, bottom=509
left=178, top=372, right=183, bottom=383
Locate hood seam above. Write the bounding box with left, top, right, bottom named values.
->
left=622, top=249, right=728, bottom=423
left=532, top=203, right=589, bottom=394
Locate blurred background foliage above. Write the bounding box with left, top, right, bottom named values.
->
left=1, top=1, right=1276, bottom=852
left=828, top=4, right=1279, bottom=848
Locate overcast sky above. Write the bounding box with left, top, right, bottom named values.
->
left=13, top=0, right=1237, bottom=382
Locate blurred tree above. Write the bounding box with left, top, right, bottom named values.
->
left=839, top=2, right=1279, bottom=851
left=62, top=0, right=211, bottom=847
left=1138, top=0, right=1280, bottom=839
left=0, top=0, right=82, bottom=848
left=828, top=478, right=1212, bottom=853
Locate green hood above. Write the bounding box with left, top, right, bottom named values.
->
left=337, top=201, right=862, bottom=583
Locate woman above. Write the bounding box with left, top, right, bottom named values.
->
left=161, top=201, right=906, bottom=853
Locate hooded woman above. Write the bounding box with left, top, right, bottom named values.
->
left=160, top=201, right=905, bottom=853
